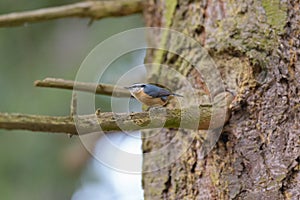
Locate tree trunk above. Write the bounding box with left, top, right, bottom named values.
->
left=142, top=0, right=300, bottom=199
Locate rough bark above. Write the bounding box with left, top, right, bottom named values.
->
left=142, top=0, right=300, bottom=199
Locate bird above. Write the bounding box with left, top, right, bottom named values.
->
left=125, top=83, right=183, bottom=107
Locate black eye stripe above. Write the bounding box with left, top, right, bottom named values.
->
left=132, top=84, right=145, bottom=88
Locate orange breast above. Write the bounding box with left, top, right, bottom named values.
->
left=133, top=90, right=167, bottom=107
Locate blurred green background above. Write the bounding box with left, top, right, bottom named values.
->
left=0, top=1, right=144, bottom=199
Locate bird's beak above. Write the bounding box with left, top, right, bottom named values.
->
left=124, top=86, right=131, bottom=89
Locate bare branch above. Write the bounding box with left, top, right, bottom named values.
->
left=0, top=0, right=143, bottom=27
left=0, top=91, right=234, bottom=135
left=0, top=105, right=216, bottom=135
left=0, top=112, right=76, bottom=134
left=34, top=78, right=131, bottom=97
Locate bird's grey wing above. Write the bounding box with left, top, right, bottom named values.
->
left=160, top=96, right=169, bottom=102
left=144, top=84, right=172, bottom=98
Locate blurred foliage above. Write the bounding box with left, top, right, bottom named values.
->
left=0, top=0, right=144, bottom=199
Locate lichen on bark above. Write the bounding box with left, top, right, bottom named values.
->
left=142, top=0, right=300, bottom=199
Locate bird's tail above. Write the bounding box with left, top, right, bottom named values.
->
left=172, top=93, right=183, bottom=97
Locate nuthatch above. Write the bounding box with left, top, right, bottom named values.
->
left=125, top=83, right=183, bottom=107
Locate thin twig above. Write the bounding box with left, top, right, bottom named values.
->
left=70, top=92, right=77, bottom=116
left=34, top=78, right=131, bottom=97
left=0, top=0, right=143, bottom=27
left=0, top=105, right=217, bottom=135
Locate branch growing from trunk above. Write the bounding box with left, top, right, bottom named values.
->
left=34, top=78, right=131, bottom=97
left=0, top=104, right=223, bottom=135
left=0, top=0, right=143, bottom=27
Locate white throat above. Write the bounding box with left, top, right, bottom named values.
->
left=130, top=87, right=143, bottom=95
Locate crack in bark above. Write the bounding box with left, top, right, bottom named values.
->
left=279, top=156, right=300, bottom=196
left=162, top=169, right=172, bottom=199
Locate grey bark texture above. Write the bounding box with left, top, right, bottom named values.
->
left=142, top=0, right=300, bottom=199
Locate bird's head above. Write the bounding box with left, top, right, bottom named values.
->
left=124, top=83, right=146, bottom=94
